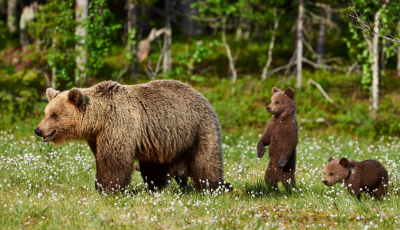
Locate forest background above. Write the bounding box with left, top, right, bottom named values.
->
left=0, top=0, right=400, bottom=138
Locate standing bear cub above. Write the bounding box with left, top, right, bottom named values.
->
left=35, top=80, right=225, bottom=193
left=257, top=87, right=298, bottom=190
left=323, top=157, right=389, bottom=199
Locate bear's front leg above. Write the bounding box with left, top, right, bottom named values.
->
left=94, top=137, right=135, bottom=194
left=257, top=141, right=266, bottom=158
left=257, top=131, right=271, bottom=158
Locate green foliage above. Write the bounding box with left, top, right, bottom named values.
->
left=169, top=40, right=216, bottom=84
left=79, top=0, right=121, bottom=83
left=0, top=61, right=46, bottom=124
left=29, top=0, right=77, bottom=89
left=344, top=1, right=399, bottom=90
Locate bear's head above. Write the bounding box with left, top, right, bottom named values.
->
left=322, top=157, right=350, bottom=186
left=34, top=88, right=86, bottom=144
left=267, top=87, right=296, bottom=118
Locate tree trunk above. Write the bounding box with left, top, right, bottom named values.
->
left=371, top=0, right=389, bottom=118
left=397, top=19, right=400, bottom=77
left=296, top=0, right=304, bottom=89
left=75, top=0, right=89, bottom=87
left=316, top=6, right=327, bottom=67
left=222, top=25, right=237, bottom=83
left=127, top=0, right=138, bottom=76
left=163, top=0, right=172, bottom=73
left=182, top=0, right=200, bottom=38
left=7, top=0, right=17, bottom=33
left=52, top=67, right=56, bottom=89
left=261, top=9, right=279, bottom=81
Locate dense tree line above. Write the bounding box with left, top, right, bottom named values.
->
left=0, top=0, right=400, bottom=119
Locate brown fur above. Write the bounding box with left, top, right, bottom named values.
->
left=256, top=87, right=298, bottom=190
left=35, top=80, right=224, bottom=193
left=323, top=157, right=389, bottom=199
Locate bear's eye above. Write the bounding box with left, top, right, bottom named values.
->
left=275, top=101, right=280, bottom=104
left=51, top=113, right=58, bottom=119
left=329, top=172, right=334, bottom=176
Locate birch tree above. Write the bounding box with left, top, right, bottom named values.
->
left=163, top=0, right=172, bottom=73
left=7, top=0, right=17, bottom=33
left=75, top=0, right=88, bottom=86
left=126, top=0, right=138, bottom=75
left=347, top=0, right=398, bottom=118
left=296, top=0, right=304, bottom=89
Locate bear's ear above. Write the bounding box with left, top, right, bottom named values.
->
left=339, top=157, right=349, bottom=168
left=328, top=157, right=334, bottom=163
left=284, top=87, right=295, bottom=99
left=271, top=87, right=280, bottom=95
left=46, top=88, right=60, bottom=102
left=68, top=88, right=84, bottom=110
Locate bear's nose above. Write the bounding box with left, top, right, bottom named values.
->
left=322, top=179, right=327, bottom=184
left=34, top=128, right=43, bottom=137
left=266, top=106, right=271, bottom=111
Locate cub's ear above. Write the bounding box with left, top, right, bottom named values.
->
left=46, top=88, right=60, bottom=102
left=339, top=157, right=349, bottom=168
left=68, top=88, right=84, bottom=109
left=271, top=87, right=280, bottom=95
left=328, top=157, right=334, bottom=163
left=285, top=87, right=295, bottom=99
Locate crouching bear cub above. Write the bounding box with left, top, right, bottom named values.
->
left=323, top=157, right=389, bottom=199
left=35, top=80, right=226, bottom=193
left=257, top=87, right=298, bottom=190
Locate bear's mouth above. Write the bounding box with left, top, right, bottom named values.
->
left=43, top=130, right=56, bottom=142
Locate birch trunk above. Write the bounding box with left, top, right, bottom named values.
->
left=261, top=9, right=279, bottom=81
left=296, top=0, right=304, bottom=89
left=163, top=0, right=172, bottom=73
left=7, top=0, right=17, bottom=33
left=397, top=19, right=400, bottom=76
left=75, top=0, right=88, bottom=86
left=222, top=25, right=237, bottom=83
left=51, top=67, right=56, bottom=89
left=127, top=0, right=138, bottom=75
left=371, top=0, right=389, bottom=118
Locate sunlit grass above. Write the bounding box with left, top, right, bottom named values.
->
left=1, top=127, right=400, bottom=229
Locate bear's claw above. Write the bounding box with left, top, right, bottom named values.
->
left=278, top=160, right=288, bottom=168
left=257, top=148, right=266, bottom=158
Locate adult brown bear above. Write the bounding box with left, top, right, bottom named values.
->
left=34, top=80, right=225, bottom=193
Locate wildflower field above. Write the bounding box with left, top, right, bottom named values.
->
left=1, top=127, right=400, bottom=229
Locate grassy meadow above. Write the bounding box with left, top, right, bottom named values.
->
left=1, top=125, right=400, bottom=229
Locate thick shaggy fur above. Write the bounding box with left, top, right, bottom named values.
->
left=257, top=87, right=298, bottom=190
left=35, top=80, right=224, bottom=192
left=323, top=157, right=388, bottom=199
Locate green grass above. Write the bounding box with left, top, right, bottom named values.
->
left=1, top=127, right=400, bottom=229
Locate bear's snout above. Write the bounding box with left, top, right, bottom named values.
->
left=266, top=106, right=271, bottom=111
left=34, top=128, right=43, bottom=137
left=322, top=179, right=327, bottom=184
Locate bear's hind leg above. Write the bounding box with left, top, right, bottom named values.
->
left=190, top=135, right=224, bottom=192
left=373, top=183, right=386, bottom=200
left=265, top=163, right=279, bottom=191
left=282, top=158, right=296, bottom=192
left=139, top=161, right=170, bottom=191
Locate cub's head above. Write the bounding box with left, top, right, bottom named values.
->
left=322, top=157, right=350, bottom=186
left=266, top=87, right=295, bottom=117
left=34, top=88, right=86, bottom=144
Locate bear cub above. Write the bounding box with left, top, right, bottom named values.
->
left=257, top=87, right=298, bottom=190
left=323, top=157, right=389, bottom=199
